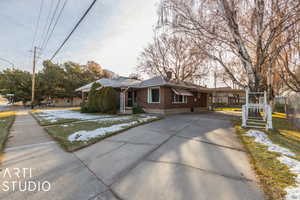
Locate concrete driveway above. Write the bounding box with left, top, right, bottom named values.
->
left=0, top=112, right=264, bottom=200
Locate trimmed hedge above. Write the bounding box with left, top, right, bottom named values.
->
left=87, top=82, right=102, bottom=112
left=102, top=87, right=118, bottom=114
left=81, top=84, right=119, bottom=114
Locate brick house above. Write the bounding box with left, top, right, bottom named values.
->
left=76, top=75, right=212, bottom=114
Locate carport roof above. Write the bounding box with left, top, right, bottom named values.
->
left=75, top=77, right=141, bottom=92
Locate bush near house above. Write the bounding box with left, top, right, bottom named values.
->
left=81, top=83, right=119, bottom=114
left=133, top=104, right=145, bottom=114
left=101, top=87, right=119, bottom=114
left=87, top=82, right=102, bottom=113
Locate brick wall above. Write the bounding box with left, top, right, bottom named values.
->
left=135, top=86, right=208, bottom=111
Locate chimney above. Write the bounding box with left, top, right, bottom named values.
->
left=166, top=71, right=172, bottom=80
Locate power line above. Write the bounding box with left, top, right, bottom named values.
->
left=0, top=57, right=15, bottom=68
left=43, top=0, right=69, bottom=52
left=38, top=0, right=55, bottom=49
left=41, top=0, right=62, bottom=50
left=50, top=0, right=99, bottom=61
left=31, top=0, right=45, bottom=50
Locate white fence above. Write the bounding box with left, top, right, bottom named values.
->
left=242, top=89, right=273, bottom=130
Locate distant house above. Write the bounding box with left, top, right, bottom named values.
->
left=76, top=74, right=213, bottom=114
left=210, top=87, right=245, bottom=105
left=41, top=97, right=82, bottom=107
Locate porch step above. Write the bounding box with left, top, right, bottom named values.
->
left=247, top=119, right=266, bottom=123
left=248, top=116, right=264, bottom=120
left=247, top=121, right=266, bottom=126
left=245, top=125, right=266, bottom=129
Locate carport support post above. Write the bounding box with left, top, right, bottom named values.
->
left=120, top=89, right=126, bottom=113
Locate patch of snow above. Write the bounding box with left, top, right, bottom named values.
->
left=0, top=102, right=9, bottom=106
left=278, top=156, right=300, bottom=200
left=36, top=110, right=112, bottom=122
left=61, top=124, right=69, bottom=127
left=68, top=115, right=158, bottom=142
left=73, top=115, right=133, bottom=124
left=245, top=130, right=295, bottom=157
left=246, top=130, right=300, bottom=200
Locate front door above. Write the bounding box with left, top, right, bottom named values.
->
left=200, top=93, right=207, bottom=107
left=127, top=91, right=133, bottom=107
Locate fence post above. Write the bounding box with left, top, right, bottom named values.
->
left=246, top=87, right=249, bottom=106
left=242, top=105, right=247, bottom=127
left=267, top=105, right=273, bottom=130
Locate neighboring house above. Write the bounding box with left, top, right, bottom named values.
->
left=41, top=97, right=82, bottom=107
left=76, top=74, right=212, bottom=114
left=211, top=87, right=245, bottom=105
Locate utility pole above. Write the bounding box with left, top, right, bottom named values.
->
left=31, top=46, right=37, bottom=109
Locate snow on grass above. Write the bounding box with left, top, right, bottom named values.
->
left=278, top=156, right=300, bottom=200
left=72, top=115, right=133, bottom=124
left=36, top=110, right=112, bottom=122
left=68, top=115, right=158, bottom=142
left=245, top=130, right=295, bottom=157
left=246, top=130, right=300, bottom=200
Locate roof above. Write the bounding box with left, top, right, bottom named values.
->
left=76, top=77, right=141, bottom=92
left=134, top=76, right=211, bottom=91
left=209, top=86, right=244, bottom=93
left=76, top=76, right=213, bottom=92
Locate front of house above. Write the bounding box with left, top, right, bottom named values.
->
left=76, top=75, right=212, bottom=114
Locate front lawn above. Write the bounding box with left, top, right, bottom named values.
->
left=31, top=108, right=112, bottom=126
left=233, top=118, right=300, bottom=200
left=0, top=112, right=15, bottom=152
left=40, top=111, right=161, bottom=151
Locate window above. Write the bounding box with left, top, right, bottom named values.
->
left=172, top=94, right=187, bottom=103
left=148, top=87, right=160, bottom=103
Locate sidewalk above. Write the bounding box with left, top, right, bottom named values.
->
left=5, top=110, right=53, bottom=149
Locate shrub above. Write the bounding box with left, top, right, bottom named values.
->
left=84, top=82, right=101, bottom=113
left=81, top=84, right=119, bottom=114
left=133, top=104, right=145, bottom=114
left=80, top=102, right=89, bottom=113
left=95, top=87, right=105, bottom=112
left=101, top=87, right=118, bottom=114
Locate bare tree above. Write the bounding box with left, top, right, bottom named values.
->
left=137, top=33, right=208, bottom=82
left=278, top=39, right=300, bottom=92
left=158, top=0, right=300, bottom=97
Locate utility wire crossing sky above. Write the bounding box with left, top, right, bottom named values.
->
left=0, top=0, right=159, bottom=76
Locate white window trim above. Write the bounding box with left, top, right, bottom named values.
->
left=172, top=94, right=188, bottom=104
left=148, top=87, right=160, bottom=104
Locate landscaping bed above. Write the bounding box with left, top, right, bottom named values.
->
left=233, top=118, right=300, bottom=200
left=0, top=112, right=15, bottom=152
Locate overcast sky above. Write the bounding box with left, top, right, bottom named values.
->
left=0, top=0, right=159, bottom=76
